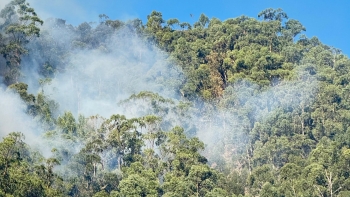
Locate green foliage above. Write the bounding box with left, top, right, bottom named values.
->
left=1, top=5, right=350, bottom=197
left=0, top=0, right=43, bottom=84
left=8, top=82, right=57, bottom=128
left=0, top=133, right=64, bottom=196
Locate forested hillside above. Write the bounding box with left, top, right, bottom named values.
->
left=0, top=1, right=349, bottom=196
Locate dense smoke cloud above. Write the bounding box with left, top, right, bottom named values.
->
left=22, top=24, right=184, bottom=118
left=0, top=86, right=40, bottom=143
left=53, top=35, right=181, bottom=117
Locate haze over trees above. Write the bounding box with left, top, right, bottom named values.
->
left=0, top=0, right=349, bottom=196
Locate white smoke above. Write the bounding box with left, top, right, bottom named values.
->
left=0, top=0, right=11, bottom=10
left=41, top=29, right=183, bottom=117
left=3, top=8, right=319, bottom=169
left=0, top=86, right=40, bottom=144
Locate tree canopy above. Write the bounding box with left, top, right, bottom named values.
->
left=0, top=2, right=350, bottom=196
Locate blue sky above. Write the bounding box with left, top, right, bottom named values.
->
left=27, top=0, right=350, bottom=56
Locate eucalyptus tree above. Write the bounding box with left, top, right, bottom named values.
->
left=0, top=0, right=43, bottom=84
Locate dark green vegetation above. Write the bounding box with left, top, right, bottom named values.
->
left=1, top=1, right=350, bottom=196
